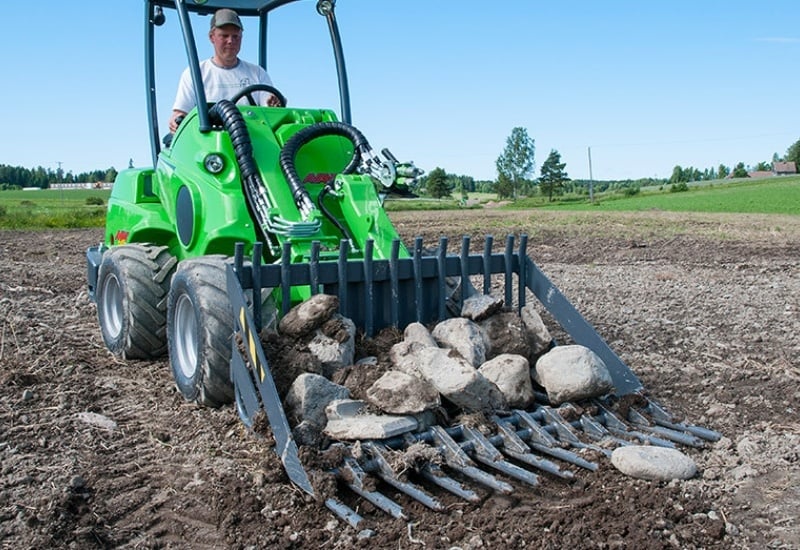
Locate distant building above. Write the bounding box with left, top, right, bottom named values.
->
left=50, top=182, right=113, bottom=190
left=746, top=161, right=798, bottom=179
left=773, top=161, right=797, bottom=175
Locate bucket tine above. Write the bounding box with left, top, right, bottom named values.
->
left=593, top=404, right=678, bottom=448
left=578, top=413, right=635, bottom=448
left=361, top=442, right=444, bottom=511
left=514, top=410, right=599, bottom=471
left=623, top=407, right=706, bottom=447
left=324, top=498, right=364, bottom=529
left=645, top=399, right=722, bottom=442
left=398, top=433, right=482, bottom=502
left=339, top=457, right=407, bottom=520
left=540, top=407, right=613, bottom=458
left=419, top=463, right=481, bottom=502
left=430, top=426, right=513, bottom=493
left=494, top=420, right=574, bottom=479
left=461, top=426, right=539, bottom=487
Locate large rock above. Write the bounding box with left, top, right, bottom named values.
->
left=520, top=304, right=553, bottom=355
left=389, top=340, right=428, bottom=378
left=323, top=399, right=419, bottom=440
left=533, top=345, right=615, bottom=404
left=480, top=311, right=531, bottom=359
left=478, top=354, right=534, bottom=408
left=611, top=445, right=698, bottom=480
left=461, top=294, right=504, bottom=322
left=403, top=322, right=438, bottom=348
left=284, top=373, right=351, bottom=428
left=366, top=370, right=440, bottom=414
left=431, top=317, right=487, bottom=367
left=279, top=293, right=339, bottom=337
left=415, top=347, right=506, bottom=412
left=308, top=314, right=356, bottom=376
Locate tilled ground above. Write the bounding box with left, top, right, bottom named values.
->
left=1, top=209, right=798, bottom=549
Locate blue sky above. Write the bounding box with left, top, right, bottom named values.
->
left=3, top=1, right=799, bottom=181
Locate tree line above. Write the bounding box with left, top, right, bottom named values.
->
left=0, top=164, right=119, bottom=190
left=6, top=133, right=799, bottom=197
left=414, top=130, right=800, bottom=201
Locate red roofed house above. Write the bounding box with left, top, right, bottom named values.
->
left=773, top=161, right=797, bottom=175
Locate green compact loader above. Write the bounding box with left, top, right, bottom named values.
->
left=87, top=0, right=719, bottom=527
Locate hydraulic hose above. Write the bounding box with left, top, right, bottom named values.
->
left=209, top=100, right=272, bottom=243
left=278, top=121, right=371, bottom=217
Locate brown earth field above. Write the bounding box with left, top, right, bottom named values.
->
left=1, top=208, right=799, bottom=549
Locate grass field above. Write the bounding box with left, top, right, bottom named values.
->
left=1, top=175, right=797, bottom=229
left=536, top=176, right=800, bottom=215
left=0, top=188, right=110, bottom=229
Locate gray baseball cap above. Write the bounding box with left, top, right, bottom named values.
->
left=210, top=9, right=243, bottom=30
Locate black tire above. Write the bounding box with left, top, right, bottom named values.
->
left=96, top=244, right=177, bottom=359
left=167, top=256, right=234, bottom=408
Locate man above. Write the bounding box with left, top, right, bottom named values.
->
left=169, top=8, right=281, bottom=133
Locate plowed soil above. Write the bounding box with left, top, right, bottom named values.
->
left=1, top=209, right=798, bottom=549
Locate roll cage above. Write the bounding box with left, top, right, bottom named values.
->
left=144, top=0, right=350, bottom=165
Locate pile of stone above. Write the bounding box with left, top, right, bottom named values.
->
left=275, top=293, right=616, bottom=446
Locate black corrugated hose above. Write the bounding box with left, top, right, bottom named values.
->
left=209, top=100, right=271, bottom=241
left=279, top=121, right=371, bottom=213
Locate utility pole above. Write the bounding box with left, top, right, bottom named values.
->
left=55, top=161, right=64, bottom=201
left=587, top=147, right=594, bottom=203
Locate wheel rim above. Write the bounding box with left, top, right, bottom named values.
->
left=173, top=293, right=198, bottom=379
left=101, top=273, right=123, bottom=339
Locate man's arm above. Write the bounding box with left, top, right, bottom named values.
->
left=169, top=110, right=188, bottom=133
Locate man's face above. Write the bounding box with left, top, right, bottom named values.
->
left=210, top=25, right=242, bottom=65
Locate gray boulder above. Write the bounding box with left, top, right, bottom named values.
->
left=366, top=370, right=440, bottom=414
left=611, top=445, right=698, bottom=480
left=533, top=344, right=615, bottom=404
left=284, top=373, right=351, bottom=428
left=432, top=317, right=487, bottom=367
left=478, top=354, right=534, bottom=408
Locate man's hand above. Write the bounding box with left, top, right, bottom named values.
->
left=266, top=93, right=283, bottom=107
left=169, top=110, right=187, bottom=133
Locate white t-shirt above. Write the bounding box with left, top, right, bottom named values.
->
left=172, top=58, right=274, bottom=113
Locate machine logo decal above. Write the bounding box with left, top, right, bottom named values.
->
left=114, top=230, right=129, bottom=245
left=303, top=173, right=336, bottom=184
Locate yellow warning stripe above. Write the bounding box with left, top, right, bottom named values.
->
left=239, top=307, right=265, bottom=382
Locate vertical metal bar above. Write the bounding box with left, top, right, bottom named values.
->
left=144, top=1, right=160, bottom=164
left=322, top=7, right=351, bottom=124
left=258, top=12, right=268, bottom=70
left=518, top=234, right=528, bottom=311
left=413, top=237, right=424, bottom=323
left=310, top=241, right=320, bottom=295
left=233, top=242, right=244, bottom=278
left=504, top=235, right=514, bottom=307
left=460, top=236, right=470, bottom=309
left=173, top=0, right=210, bottom=132
left=437, top=237, right=448, bottom=320
left=390, top=239, right=400, bottom=328
left=252, top=242, right=263, bottom=333
left=281, top=241, right=292, bottom=316
left=364, top=239, right=374, bottom=337
left=338, top=239, right=349, bottom=318
left=482, top=235, right=493, bottom=295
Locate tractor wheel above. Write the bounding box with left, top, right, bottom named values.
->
left=96, top=244, right=177, bottom=359
left=167, top=256, right=234, bottom=408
